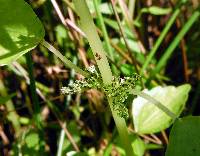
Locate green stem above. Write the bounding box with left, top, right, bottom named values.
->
left=56, top=122, right=66, bottom=156
left=109, top=98, right=135, bottom=156
left=0, top=79, right=21, bottom=136
left=73, top=0, right=112, bottom=83
left=110, top=0, right=139, bottom=75
left=140, top=6, right=180, bottom=74
left=131, top=89, right=177, bottom=121
left=25, top=52, right=42, bottom=129
left=41, top=40, right=89, bottom=77
left=47, top=100, right=80, bottom=151
left=117, top=0, right=132, bottom=28
left=73, top=0, right=135, bottom=155
left=57, top=57, right=77, bottom=156
left=128, top=0, right=136, bottom=19
left=93, top=0, right=114, bottom=60
left=153, top=10, right=200, bottom=75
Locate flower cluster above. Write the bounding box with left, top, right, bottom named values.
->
left=61, top=65, right=140, bottom=119
left=103, top=76, right=140, bottom=119
left=61, top=65, right=102, bottom=94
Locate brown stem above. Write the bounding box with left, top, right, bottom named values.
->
left=161, top=130, right=169, bottom=144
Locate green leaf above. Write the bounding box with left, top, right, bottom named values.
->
left=55, top=25, right=67, bottom=45
left=141, top=6, right=172, bottom=15
left=0, top=0, right=45, bottom=65
left=120, top=64, right=135, bottom=76
left=132, top=84, right=191, bottom=134
left=19, top=117, right=30, bottom=125
left=0, top=93, right=16, bottom=104
left=87, top=1, right=120, bottom=15
left=131, top=135, right=145, bottom=156
left=104, top=18, right=136, bottom=39
left=99, top=3, right=113, bottom=14
left=99, top=3, right=121, bottom=15
left=165, top=116, right=200, bottom=156
left=120, top=38, right=141, bottom=53
left=25, top=132, right=40, bottom=148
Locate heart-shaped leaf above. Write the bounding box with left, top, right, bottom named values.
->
left=165, top=116, right=200, bottom=156
left=0, top=0, right=45, bottom=65
left=132, top=84, right=191, bottom=134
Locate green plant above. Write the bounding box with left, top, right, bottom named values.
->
left=0, top=0, right=198, bottom=155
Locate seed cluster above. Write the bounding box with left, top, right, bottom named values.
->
left=61, top=66, right=140, bottom=119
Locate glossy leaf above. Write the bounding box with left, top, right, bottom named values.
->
left=0, top=0, right=45, bottom=65
left=132, top=84, right=191, bottom=134
left=166, top=116, right=200, bottom=156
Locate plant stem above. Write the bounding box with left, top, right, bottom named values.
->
left=128, top=0, right=136, bottom=19
left=56, top=123, right=65, bottom=156
left=47, top=100, right=80, bottom=151
left=117, top=0, right=132, bottom=28
left=110, top=0, right=139, bottom=75
left=153, top=10, right=200, bottom=75
left=73, top=0, right=112, bottom=83
left=25, top=52, right=42, bottom=129
left=140, top=6, right=180, bottom=75
left=93, top=0, right=114, bottom=60
left=110, top=0, right=145, bottom=88
left=41, top=40, right=89, bottom=77
left=57, top=57, right=77, bottom=156
left=73, top=0, right=135, bottom=155
left=0, top=79, right=21, bottom=136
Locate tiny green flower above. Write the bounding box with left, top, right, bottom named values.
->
left=61, top=66, right=140, bottom=119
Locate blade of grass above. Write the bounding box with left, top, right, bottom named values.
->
left=117, top=0, right=146, bottom=53
left=51, top=0, right=86, bottom=38
left=110, top=0, right=145, bottom=88
left=153, top=9, right=200, bottom=75
left=110, top=0, right=139, bottom=74
left=73, top=0, right=135, bottom=155
left=11, top=62, right=46, bottom=101
left=56, top=122, right=66, bottom=156
left=25, top=52, right=42, bottom=129
left=0, top=79, right=21, bottom=136
left=140, top=2, right=185, bottom=75
left=128, top=0, right=136, bottom=19
left=117, top=0, right=133, bottom=28
left=73, top=0, right=112, bottom=83
left=57, top=57, right=78, bottom=156
left=93, top=0, right=114, bottom=60
left=41, top=40, right=89, bottom=77
left=47, top=100, right=80, bottom=152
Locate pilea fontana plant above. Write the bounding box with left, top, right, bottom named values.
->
left=0, top=0, right=196, bottom=155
